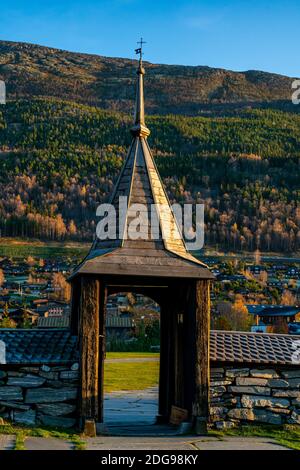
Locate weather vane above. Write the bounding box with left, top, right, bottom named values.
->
left=135, top=37, right=146, bottom=62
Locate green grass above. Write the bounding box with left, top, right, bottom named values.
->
left=106, top=352, right=159, bottom=359
left=211, top=424, right=300, bottom=451
left=0, top=423, right=86, bottom=450
left=104, top=360, right=159, bottom=393
left=0, top=238, right=88, bottom=259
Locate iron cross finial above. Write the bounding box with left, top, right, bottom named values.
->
left=135, top=37, right=146, bottom=62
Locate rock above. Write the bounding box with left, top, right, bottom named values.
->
left=25, top=387, right=77, bottom=404
left=210, top=397, right=222, bottom=404
left=37, top=403, right=76, bottom=416
left=267, top=407, right=291, bottom=415
left=215, top=420, right=237, bottom=430
left=281, top=370, right=300, bottom=379
left=20, top=367, right=40, bottom=374
left=267, top=379, right=289, bottom=389
left=7, top=371, right=24, bottom=377
left=0, top=371, right=7, bottom=379
left=7, top=375, right=46, bottom=388
left=228, top=408, right=255, bottom=421
left=0, top=387, right=23, bottom=401
left=289, top=410, right=300, bottom=424
left=273, top=390, right=300, bottom=398
left=241, top=395, right=289, bottom=409
left=292, top=398, right=300, bottom=406
left=210, top=386, right=226, bottom=396
left=228, top=407, right=282, bottom=424
left=14, top=409, right=36, bottom=426
left=71, top=363, right=79, bottom=371
left=210, top=406, right=228, bottom=422
left=221, top=397, right=241, bottom=407
left=209, top=380, right=232, bottom=386
left=236, top=377, right=268, bottom=386
left=228, top=386, right=270, bottom=395
left=60, top=371, right=78, bottom=380
left=225, top=368, right=249, bottom=378
left=210, top=406, right=227, bottom=414
left=45, top=380, right=65, bottom=389
left=39, top=371, right=59, bottom=380
left=41, top=365, right=51, bottom=372
left=287, top=378, right=300, bottom=389
left=0, top=401, right=30, bottom=411
left=38, top=414, right=76, bottom=428
left=252, top=409, right=282, bottom=425
left=250, top=369, right=279, bottom=379
left=210, top=374, right=224, bottom=380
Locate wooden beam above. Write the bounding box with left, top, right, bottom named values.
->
left=158, top=297, right=171, bottom=420
left=79, top=276, right=100, bottom=428
left=70, top=277, right=81, bottom=336
left=98, top=283, right=107, bottom=423
left=193, top=279, right=210, bottom=433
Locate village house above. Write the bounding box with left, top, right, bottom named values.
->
left=248, top=304, right=300, bottom=333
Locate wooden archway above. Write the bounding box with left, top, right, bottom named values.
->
left=71, top=274, right=210, bottom=434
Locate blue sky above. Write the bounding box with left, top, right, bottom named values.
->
left=1, top=0, right=299, bottom=76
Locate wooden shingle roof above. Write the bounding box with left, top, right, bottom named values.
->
left=210, top=330, right=300, bottom=365
left=0, top=329, right=298, bottom=366
left=70, top=57, right=213, bottom=280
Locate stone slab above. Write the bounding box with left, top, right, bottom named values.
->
left=250, top=369, right=279, bottom=379
left=25, top=387, right=77, bottom=404
left=225, top=369, right=249, bottom=378
left=24, top=437, right=73, bottom=450
left=0, top=434, right=15, bottom=450
left=7, top=375, right=46, bottom=388
left=0, top=387, right=23, bottom=401
left=37, top=414, right=76, bottom=428
left=236, top=377, right=268, bottom=386
left=241, top=395, right=290, bottom=409
left=193, top=437, right=289, bottom=451
left=282, top=370, right=300, bottom=379
left=228, top=386, right=271, bottom=395
left=37, top=403, right=76, bottom=416
left=14, top=409, right=36, bottom=426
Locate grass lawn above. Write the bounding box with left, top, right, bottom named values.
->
left=211, top=424, right=300, bottom=451
left=106, top=352, right=159, bottom=359
left=104, top=360, right=159, bottom=393
left=0, top=422, right=86, bottom=450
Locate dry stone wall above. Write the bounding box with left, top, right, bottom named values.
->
left=0, top=363, right=78, bottom=428
left=210, top=366, right=300, bottom=429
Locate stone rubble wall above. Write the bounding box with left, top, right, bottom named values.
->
left=210, top=366, right=300, bottom=429
left=0, top=363, right=79, bottom=428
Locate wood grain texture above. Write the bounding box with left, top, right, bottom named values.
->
left=79, top=277, right=99, bottom=424
left=193, top=279, right=210, bottom=422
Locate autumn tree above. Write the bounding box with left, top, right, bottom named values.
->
left=0, top=303, right=16, bottom=328
left=281, top=290, right=297, bottom=306
left=52, top=273, right=71, bottom=302
left=0, top=269, right=5, bottom=287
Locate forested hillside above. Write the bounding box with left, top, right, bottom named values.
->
left=0, top=98, right=299, bottom=252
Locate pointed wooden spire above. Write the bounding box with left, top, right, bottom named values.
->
left=70, top=45, right=213, bottom=280
left=131, top=58, right=150, bottom=138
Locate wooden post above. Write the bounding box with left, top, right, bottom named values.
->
left=193, top=279, right=210, bottom=434
left=79, top=276, right=100, bottom=432
left=158, top=298, right=171, bottom=421
left=97, top=283, right=107, bottom=424
left=70, top=278, right=81, bottom=336
left=183, top=284, right=196, bottom=415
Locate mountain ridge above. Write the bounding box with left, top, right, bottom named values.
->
left=0, top=40, right=298, bottom=116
